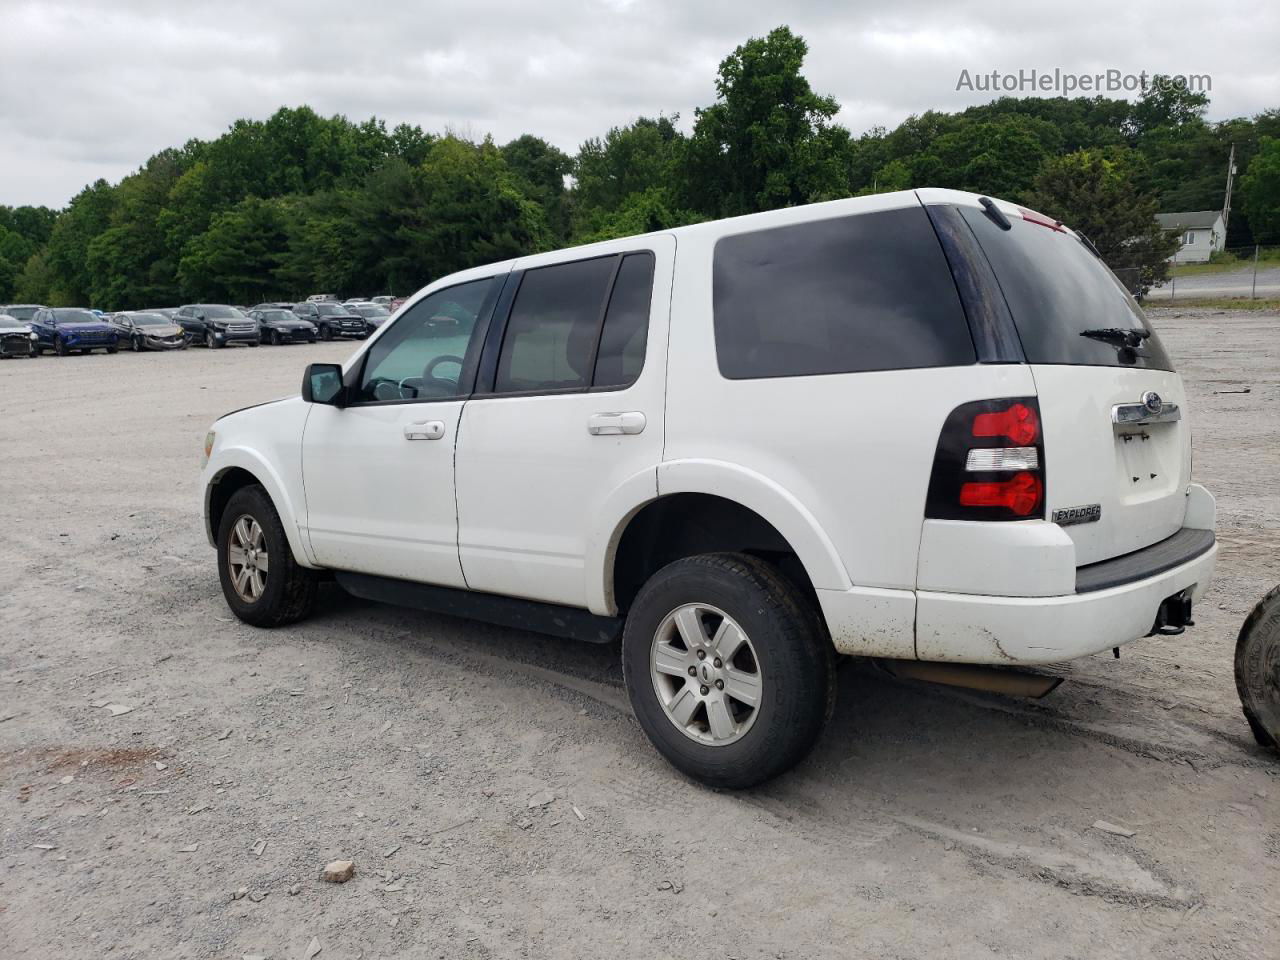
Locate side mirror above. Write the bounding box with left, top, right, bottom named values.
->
left=303, top=363, right=345, bottom=406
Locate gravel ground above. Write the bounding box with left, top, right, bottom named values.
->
left=1, top=313, right=1277, bottom=960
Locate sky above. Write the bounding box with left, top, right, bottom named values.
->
left=1, top=0, right=1276, bottom=208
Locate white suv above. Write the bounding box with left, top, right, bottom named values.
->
left=201, top=189, right=1217, bottom=787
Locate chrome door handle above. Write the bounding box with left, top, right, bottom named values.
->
left=404, top=420, right=445, bottom=440
left=587, top=411, right=646, bottom=436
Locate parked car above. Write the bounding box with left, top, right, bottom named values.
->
left=250, top=308, right=318, bottom=345
left=291, top=301, right=367, bottom=340
left=306, top=293, right=336, bottom=302
left=30, top=307, right=119, bottom=355
left=349, top=301, right=391, bottom=331
left=200, top=189, right=1217, bottom=788
left=141, top=307, right=179, bottom=320
left=0, top=314, right=39, bottom=358
left=2, top=304, right=45, bottom=324
left=174, top=304, right=260, bottom=348
left=371, top=296, right=393, bottom=307
left=110, top=311, right=188, bottom=351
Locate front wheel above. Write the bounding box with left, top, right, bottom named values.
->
left=106, top=343, right=118, bottom=354
left=319, top=324, right=333, bottom=341
left=1236, top=585, right=1280, bottom=752
left=217, top=485, right=318, bottom=628
left=621, top=553, right=835, bottom=789
left=131, top=335, right=143, bottom=352
left=55, top=336, right=69, bottom=356
left=206, top=331, right=220, bottom=349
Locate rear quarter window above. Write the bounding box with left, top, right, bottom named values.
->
left=958, top=207, right=1174, bottom=371
left=712, top=206, right=975, bottom=379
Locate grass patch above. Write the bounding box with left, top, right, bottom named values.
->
left=1144, top=297, right=1280, bottom=311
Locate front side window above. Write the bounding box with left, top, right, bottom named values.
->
left=713, top=207, right=976, bottom=379
left=356, top=278, right=495, bottom=403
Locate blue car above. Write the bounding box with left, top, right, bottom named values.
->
left=30, top=307, right=120, bottom=356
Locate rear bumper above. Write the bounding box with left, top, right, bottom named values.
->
left=914, top=537, right=1217, bottom=665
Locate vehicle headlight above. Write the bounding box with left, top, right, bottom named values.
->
left=29, top=332, right=38, bottom=341
left=203, top=430, right=216, bottom=468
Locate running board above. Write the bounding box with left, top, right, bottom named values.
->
left=875, top=659, right=1063, bottom=698
left=333, top=571, right=623, bottom=644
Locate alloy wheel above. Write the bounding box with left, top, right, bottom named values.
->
left=226, top=515, right=269, bottom=602
left=650, top=603, right=762, bottom=746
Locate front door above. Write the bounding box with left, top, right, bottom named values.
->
left=455, top=237, right=673, bottom=610
left=301, top=276, right=500, bottom=586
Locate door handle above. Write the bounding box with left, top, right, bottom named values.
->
left=404, top=420, right=445, bottom=440
left=587, top=411, right=646, bottom=436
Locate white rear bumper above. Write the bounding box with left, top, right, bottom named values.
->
left=914, top=539, right=1216, bottom=665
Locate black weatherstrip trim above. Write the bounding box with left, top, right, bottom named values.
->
left=922, top=200, right=1024, bottom=363
left=334, top=571, right=623, bottom=643
left=1074, top=528, right=1215, bottom=594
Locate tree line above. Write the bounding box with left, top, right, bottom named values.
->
left=2, top=25, right=1278, bottom=309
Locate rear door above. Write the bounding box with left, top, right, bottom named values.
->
left=953, top=200, right=1191, bottom=564
left=454, top=237, right=673, bottom=610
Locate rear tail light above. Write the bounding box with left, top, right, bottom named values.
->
left=926, top=397, right=1046, bottom=521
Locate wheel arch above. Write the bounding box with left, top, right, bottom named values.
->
left=204, top=454, right=315, bottom=567
left=599, top=462, right=851, bottom=617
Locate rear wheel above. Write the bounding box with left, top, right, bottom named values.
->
left=217, top=485, right=318, bottom=627
left=1236, top=585, right=1280, bottom=752
left=621, top=553, right=835, bottom=788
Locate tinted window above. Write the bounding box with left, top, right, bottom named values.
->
left=356, top=278, right=494, bottom=402
left=713, top=207, right=975, bottom=379
left=958, top=208, right=1174, bottom=371
left=495, top=256, right=616, bottom=393
left=593, top=252, right=654, bottom=388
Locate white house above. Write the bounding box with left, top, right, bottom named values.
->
left=1156, top=210, right=1225, bottom=264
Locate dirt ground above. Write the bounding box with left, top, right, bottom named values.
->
left=1, top=309, right=1276, bottom=960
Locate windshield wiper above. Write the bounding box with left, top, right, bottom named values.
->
left=1080, top=327, right=1150, bottom=348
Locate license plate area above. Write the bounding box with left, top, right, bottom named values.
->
left=1114, top=423, right=1181, bottom=501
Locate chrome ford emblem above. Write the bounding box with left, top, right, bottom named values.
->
left=1143, top=391, right=1162, bottom=414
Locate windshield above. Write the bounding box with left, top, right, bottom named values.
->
left=130, top=313, right=168, bottom=325
left=52, top=308, right=100, bottom=324
left=958, top=207, right=1173, bottom=370
left=315, top=304, right=350, bottom=317
left=202, top=305, right=246, bottom=319
left=354, top=303, right=389, bottom=318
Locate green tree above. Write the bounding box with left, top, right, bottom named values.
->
left=42, top=179, right=118, bottom=305
left=178, top=196, right=292, bottom=303
left=1239, top=137, right=1280, bottom=243
left=502, top=135, right=574, bottom=242
left=1027, top=148, right=1180, bottom=291
left=682, top=26, right=846, bottom=217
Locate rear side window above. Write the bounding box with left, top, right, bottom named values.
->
left=593, top=252, right=654, bottom=388
left=958, top=208, right=1174, bottom=371
left=494, top=256, right=617, bottom=393
left=713, top=207, right=975, bottom=379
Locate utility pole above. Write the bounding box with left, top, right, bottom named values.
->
left=1222, top=142, right=1237, bottom=230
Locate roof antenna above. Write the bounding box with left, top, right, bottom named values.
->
left=979, top=197, right=1012, bottom=231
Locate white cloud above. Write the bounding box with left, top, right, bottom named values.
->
left=0, top=0, right=1274, bottom=207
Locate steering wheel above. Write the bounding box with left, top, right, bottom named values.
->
left=424, top=354, right=464, bottom=383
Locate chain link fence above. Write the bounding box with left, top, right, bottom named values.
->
left=1140, top=244, right=1280, bottom=301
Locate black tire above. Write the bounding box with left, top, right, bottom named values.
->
left=29, top=342, right=39, bottom=358
left=131, top=335, right=143, bottom=352
left=206, top=330, right=220, bottom=349
left=55, top=335, right=69, bottom=356
left=1236, top=585, right=1280, bottom=752
left=319, top=324, right=333, bottom=341
left=271, top=330, right=281, bottom=346
left=216, top=485, right=318, bottom=628
left=106, top=343, right=118, bottom=354
left=247, top=340, right=259, bottom=347
left=621, top=552, right=835, bottom=789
